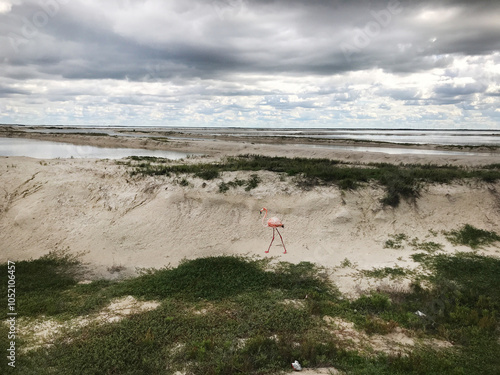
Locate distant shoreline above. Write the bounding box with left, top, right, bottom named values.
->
left=1, top=124, right=499, bottom=166
left=3, top=123, right=500, bottom=132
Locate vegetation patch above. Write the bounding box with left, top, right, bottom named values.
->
left=409, top=238, right=444, bottom=253
left=384, top=233, right=408, bottom=249
left=4, top=252, right=500, bottom=374
left=124, top=154, right=500, bottom=207
left=218, top=174, right=261, bottom=193
left=151, top=137, right=170, bottom=142
left=179, top=178, right=190, bottom=187
left=384, top=233, right=444, bottom=253
left=361, top=266, right=410, bottom=280
left=444, top=224, right=500, bottom=249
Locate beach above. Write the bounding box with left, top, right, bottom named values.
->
left=1, top=126, right=499, bottom=297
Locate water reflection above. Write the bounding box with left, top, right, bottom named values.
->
left=305, top=144, right=482, bottom=156
left=0, top=138, right=193, bottom=160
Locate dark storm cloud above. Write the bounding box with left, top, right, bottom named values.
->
left=2, top=0, right=499, bottom=80
left=0, top=84, right=29, bottom=97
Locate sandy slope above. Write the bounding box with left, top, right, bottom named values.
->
left=1, top=156, right=499, bottom=297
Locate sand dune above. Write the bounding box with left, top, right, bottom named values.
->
left=2, top=155, right=499, bottom=297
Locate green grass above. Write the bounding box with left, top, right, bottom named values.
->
left=3, top=252, right=500, bottom=374
left=116, top=256, right=331, bottom=301
left=444, top=224, right=500, bottom=249
left=409, top=238, right=444, bottom=253
left=361, top=266, right=410, bottom=279
left=218, top=174, right=261, bottom=193
left=124, top=154, right=500, bottom=207
left=384, top=233, right=444, bottom=253
left=127, top=156, right=171, bottom=163
left=0, top=251, right=110, bottom=318
left=384, top=233, right=408, bottom=249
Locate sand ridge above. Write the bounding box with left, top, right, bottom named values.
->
left=1, top=156, right=499, bottom=295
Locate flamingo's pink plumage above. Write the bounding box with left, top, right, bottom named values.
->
left=260, top=207, right=287, bottom=254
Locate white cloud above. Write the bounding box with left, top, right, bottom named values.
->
left=0, top=1, right=12, bottom=14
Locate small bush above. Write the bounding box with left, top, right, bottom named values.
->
left=218, top=181, right=230, bottom=193
left=410, top=238, right=443, bottom=253
left=195, top=169, right=220, bottom=180
left=218, top=175, right=260, bottom=193
left=384, top=233, right=408, bottom=249
left=362, top=316, right=398, bottom=335
left=351, top=292, right=392, bottom=313
left=362, top=266, right=409, bottom=279
left=244, top=174, right=261, bottom=191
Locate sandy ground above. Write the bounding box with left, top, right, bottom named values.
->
left=1, top=128, right=500, bottom=288
left=1, top=152, right=499, bottom=295
left=1, top=129, right=500, bottom=374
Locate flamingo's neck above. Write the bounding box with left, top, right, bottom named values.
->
left=261, top=208, right=268, bottom=227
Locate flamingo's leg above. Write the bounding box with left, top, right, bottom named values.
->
left=266, top=228, right=275, bottom=253
left=276, top=228, right=287, bottom=254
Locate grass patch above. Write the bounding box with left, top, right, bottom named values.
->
left=4, top=252, right=500, bottom=374
left=424, top=252, right=500, bottom=305
left=384, top=233, right=444, bottom=253
left=361, top=266, right=410, bottom=279
left=127, top=156, right=171, bottom=163
left=384, top=233, right=408, bottom=249
left=117, top=257, right=334, bottom=302
left=124, top=154, right=500, bottom=207
left=179, top=178, right=190, bottom=187
left=0, top=250, right=101, bottom=318
left=409, top=238, right=444, bottom=253
left=218, top=174, right=261, bottom=193
left=444, top=224, right=500, bottom=249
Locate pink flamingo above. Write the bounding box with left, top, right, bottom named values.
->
left=260, top=207, right=287, bottom=254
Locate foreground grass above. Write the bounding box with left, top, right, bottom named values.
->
left=1, top=251, right=500, bottom=374
left=123, top=154, right=500, bottom=207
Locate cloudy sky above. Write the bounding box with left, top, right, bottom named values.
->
left=1, top=0, right=500, bottom=128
